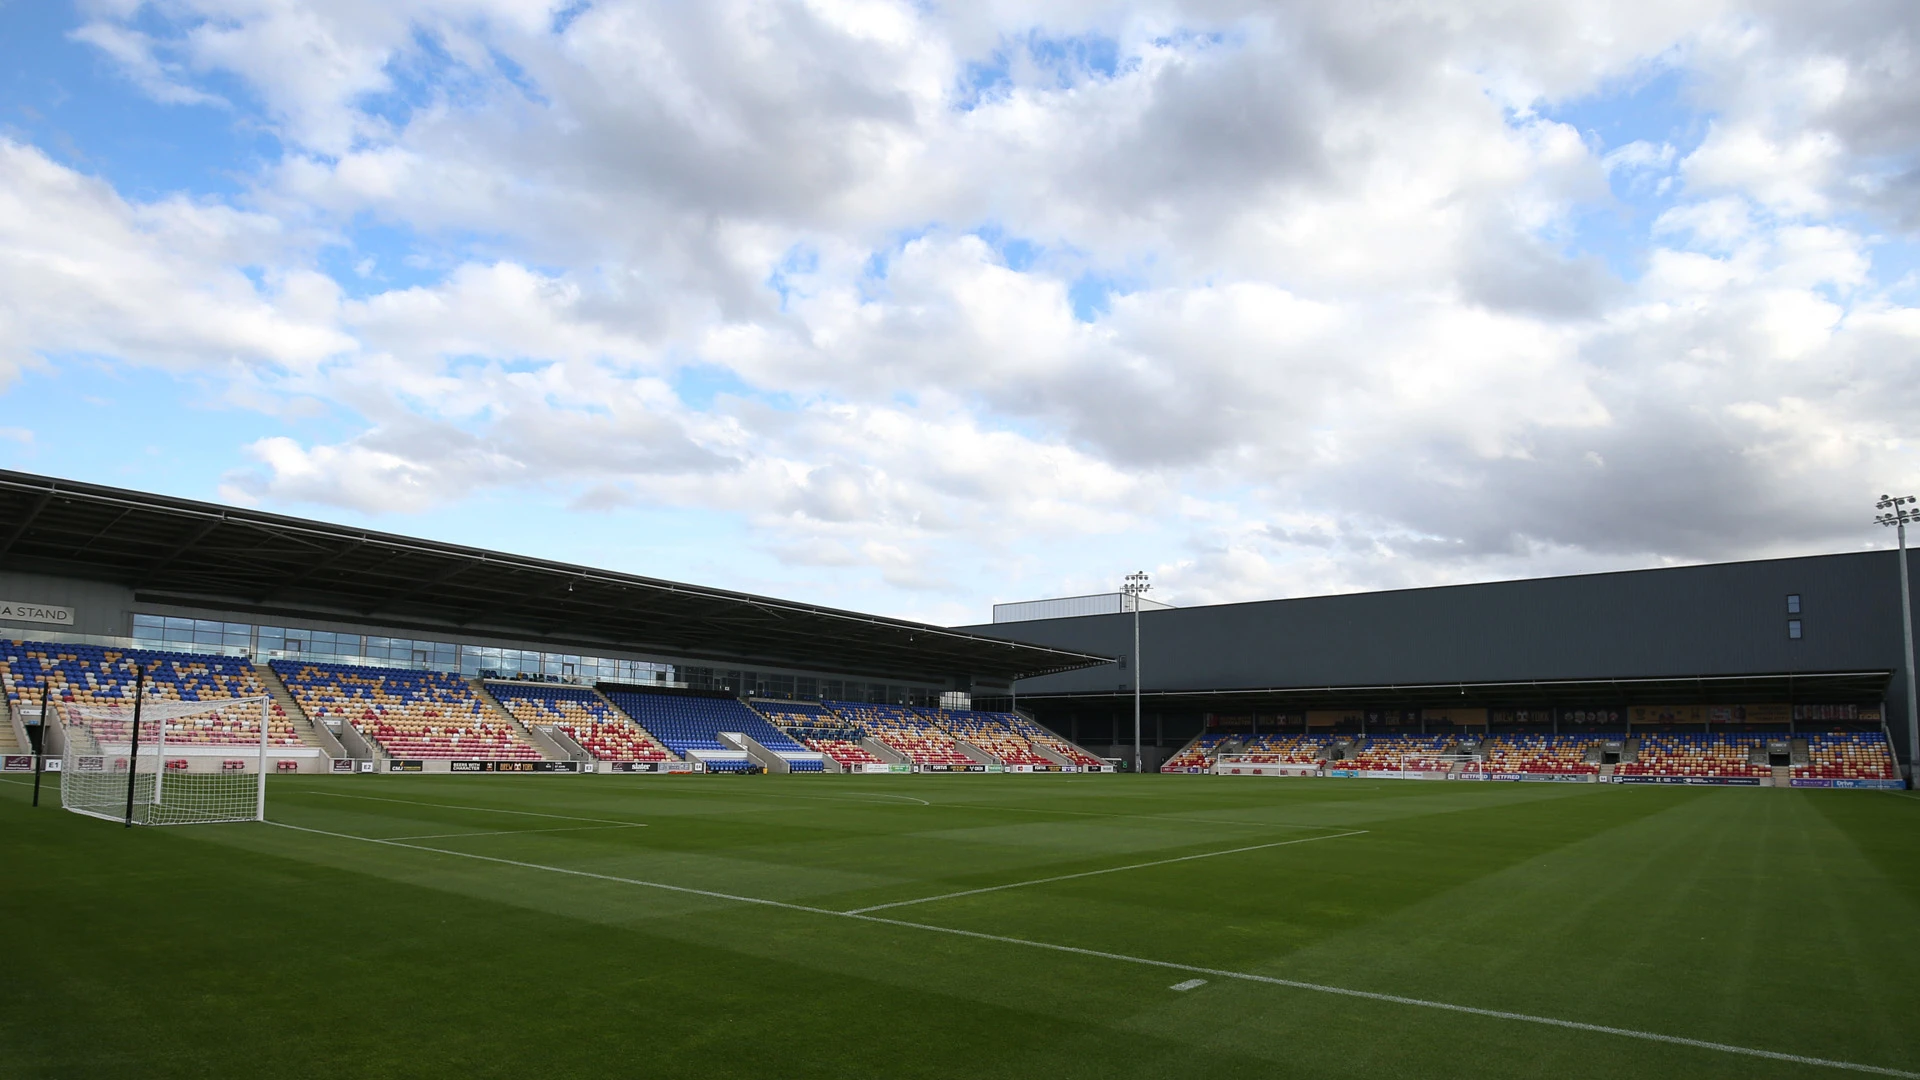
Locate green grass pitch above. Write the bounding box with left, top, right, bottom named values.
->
left=2, top=773, right=1917, bottom=1079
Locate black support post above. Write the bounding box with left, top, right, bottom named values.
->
left=31, top=683, right=47, bottom=807
left=122, top=664, right=146, bottom=828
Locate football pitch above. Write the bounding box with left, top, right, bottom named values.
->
left=2, top=774, right=1917, bottom=1079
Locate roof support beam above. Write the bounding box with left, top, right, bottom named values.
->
left=0, top=489, right=53, bottom=559
left=133, top=517, right=224, bottom=587
left=257, top=538, right=366, bottom=603
left=68, top=507, right=133, bottom=557
left=364, top=559, right=478, bottom=615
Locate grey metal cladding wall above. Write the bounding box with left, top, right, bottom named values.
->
left=962, top=549, right=1912, bottom=695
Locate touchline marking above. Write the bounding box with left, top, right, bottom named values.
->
left=384, top=823, right=647, bottom=841
left=267, top=819, right=1918, bottom=1078
left=843, top=830, right=1369, bottom=914
left=298, top=790, right=645, bottom=826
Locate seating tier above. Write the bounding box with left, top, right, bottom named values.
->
left=1344, top=734, right=1453, bottom=772
left=1615, top=733, right=1769, bottom=778
left=1797, top=732, right=1898, bottom=780
left=1234, top=734, right=1330, bottom=764
left=822, top=701, right=976, bottom=767
left=1464, top=734, right=1601, bottom=775
left=1161, top=734, right=1229, bottom=771
left=488, top=683, right=672, bottom=762
left=927, top=709, right=1055, bottom=766
left=272, top=660, right=540, bottom=760
left=605, top=692, right=820, bottom=772
left=1, top=640, right=300, bottom=746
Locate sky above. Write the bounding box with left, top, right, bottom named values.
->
left=1, top=0, right=1918, bottom=627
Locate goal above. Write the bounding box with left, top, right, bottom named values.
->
left=60, top=696, right=272, bottom=826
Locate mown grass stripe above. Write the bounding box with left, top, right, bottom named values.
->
left=844, top=829, right=1368, bottom=913
left=267, top=819, right=1919, bottom=1078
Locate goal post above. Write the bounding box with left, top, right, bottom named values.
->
left=60, top=695, right=273, bottom=827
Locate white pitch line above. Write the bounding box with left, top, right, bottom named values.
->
left=844, top=830, right=1368, bottom=914
left=384, top=823, right=647, bottom=841
left=298, top=790, right=645, bottom=826
left=924, top=801, right=1335, bottom=831
left=686, top=789, right=933, bottom=807
left=266, top=819, right=1919, bottom=1078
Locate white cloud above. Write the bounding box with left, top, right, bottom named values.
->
left=9, top=0, right=1917, bottom=618
left=0, top=138, right=350, bottom=386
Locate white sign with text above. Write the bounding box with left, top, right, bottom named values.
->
left=0, top=600, right=76, bottom=626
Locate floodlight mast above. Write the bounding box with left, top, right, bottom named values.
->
left=1876, top=495, right=1920, bottom=788
left=1123, top=571, right=1152, bottom=774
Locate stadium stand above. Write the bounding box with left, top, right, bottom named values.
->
left=1233, top=734, right=1330, bottom=763
left=487, top=682, right=674, bottom=763
left=1161, top=733, right=1231, bottom=772
left=1464, top=734, right=1602, bottom=776
left=605, top=691, right=821, bottom=772
left=0, top=640, right=302, bottom=746
left=1614, top=733, right=1771, bottom=779
left=1797, top=731, right=1899, bottom=781
left=271, top=660, right=541, bottom=760
left=754, top=700, right=886, bottom=768
left=928, top=709, right=1057, bottom=767
left=823, top=701, right=978, bottom=769
left=985, top=710, right=1106, bottom=769
left=1343, top=734, right=1454, bottom=772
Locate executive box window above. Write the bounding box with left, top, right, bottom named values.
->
left=1788, top=619, right=1803, bottom=640
left=1787, top=594, right=1802, bottom=614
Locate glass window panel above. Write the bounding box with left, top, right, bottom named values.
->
left=165, top=617, right=194, bottom=632
left=133, top=614, right=163, bottom=630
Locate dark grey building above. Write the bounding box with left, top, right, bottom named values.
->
left=962, top=551, right=1917, bottom=775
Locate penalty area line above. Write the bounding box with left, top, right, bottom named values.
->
left=845, top=829, right=1368, bottom=914
left=265, top=820, right=1919, bottom=1079
left=383, top=823, right=648, bottom=841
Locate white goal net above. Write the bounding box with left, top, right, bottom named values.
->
left=60, top=696, right=271, bottom=826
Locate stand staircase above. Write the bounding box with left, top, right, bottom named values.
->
left=469, top=680, right=573, bottom=761
left=253, top=663, right=345, bottom=758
